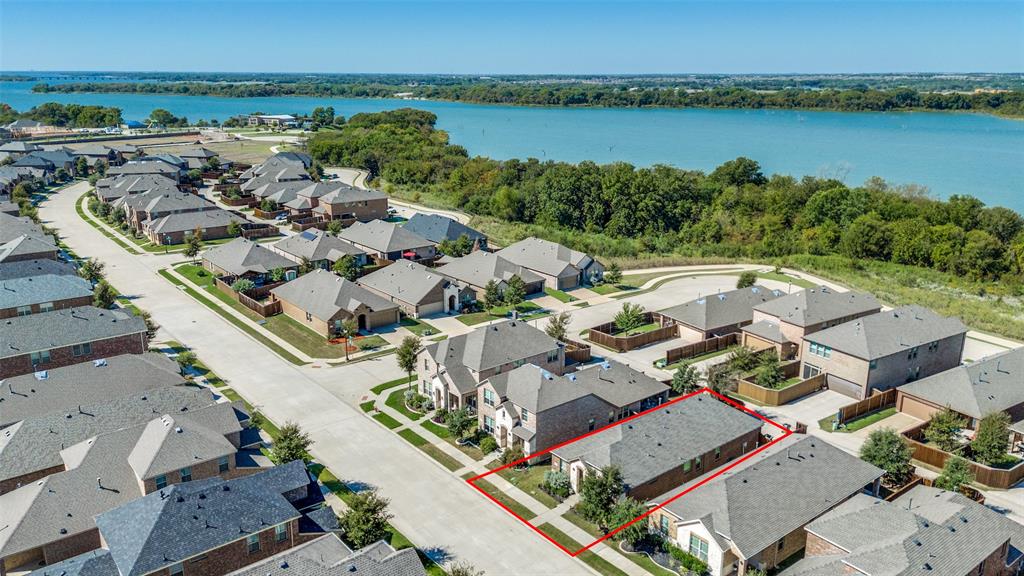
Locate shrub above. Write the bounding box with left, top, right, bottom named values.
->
left=175, top=351, right=198, bottom=370
left=925, top=408, right=966, bottom=452
left=230, top=278, right=255, bottom=293
left=736, top=270, right=758, bottom=288
left=480, top=436, right=498, bottom=454
left=500, top=446, right=525, bottom=466
left=543, top=471, right=571, bottom=498
left=667, top=545, right=709, bottom=575
left=357, top=338, right=379, bottom=350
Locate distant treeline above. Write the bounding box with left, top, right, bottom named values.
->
left=31, top=81, right=1024, bottom=117
left=0, top=102, right=123, bottom=128
left=309, top=108, right=1024, bottom=283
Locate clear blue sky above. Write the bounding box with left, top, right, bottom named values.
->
left=1, top=1, right=1021, bottom=74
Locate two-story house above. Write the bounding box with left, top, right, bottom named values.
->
left=403, top=214, right=488, bottom=251
left=314, top=185, right=389, bottom=225
left=0, top=272, right=93, bottom=319
left=800, top=305, right=968, bottom=399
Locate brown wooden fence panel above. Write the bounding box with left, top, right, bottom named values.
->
left=220, top=195, right=257, bottom=207
left=564, top=339, right=592, bottom=364
left=901, top=421, right=1024, bottom=490
left=837, top=389, right=897, bottom=424
left=735, top=372, right=825, bottom=406
left=240, top=225, right=279, bottom=240
left=214, top=277, right=284, bottom=317
left=588, top=313, right=677, bottom=352
left=665, top=333, right=738, bottom=365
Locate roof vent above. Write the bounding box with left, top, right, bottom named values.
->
left=349, top=565, right=357, bottom=573
left=93, top=358, right=107, bottom=367
left=175, top=426, right=183, bottom=434
left=34, top=371, right=48, bottom=380
left=280, top=561, right=289, bottom=569
left=567, top=374, right=576, bottom=381
left=60, top=528, right=67, bottom=534
left=176, top=495, right=184, bottom=502
left=223, top=485, right=230, bottom=492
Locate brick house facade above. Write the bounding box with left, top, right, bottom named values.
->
left=0, top=332, right=147, bottom=379
left=0, top=294, right=93, bottom=319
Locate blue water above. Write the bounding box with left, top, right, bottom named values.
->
left=3, top=79, right=1022, bottom=210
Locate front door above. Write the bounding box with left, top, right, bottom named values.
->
left=499, top=426, right=507, bottom=448
left=357, top=314, right=367, bottom=331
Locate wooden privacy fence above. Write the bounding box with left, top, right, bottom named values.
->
left=564, top=339, right=592, bottom=365
left=214, top=277, right=284, bottom=317
left=588, top=313, right=678, bottom=353
left=837, top=389, right=897, bottom=424
left=736, top=372, right=825, bottom=406
left=902, top=422, right=1024, bottom=490
left=665, top=333, right=738, bottom=365
left=254, top=208, right=288, bottom=220
left=220, top=195, right=257, bottom=207
left=240, top=225, right=279, bottom=240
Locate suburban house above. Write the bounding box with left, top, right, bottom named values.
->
left=338, top=220, right=436, bottom=264
left=145, top=208, right=253, bottom=245
left=19, top=461, right=337, bottom=576
left=71, top=144, right=122, bottom=168
left=0, top=197, right=18, bottom=216
left=271, top=269, right=400, bottom=335
left=114, top=189, right=217, bottom=233
left=0, top=352, right=183, bottom=428
left=0, top=259, right=77, bottom=282
left=313, top=185, right=390, bottom=225
left=0, top=386, right=222, bottom=494
left=781, top=485, right=1024, bottom=576
left=239, top=160, right=310, bottom=194
left=178, top=146, right=223, bottom=170
left=94, top=173, right=180, bottom=203
left=271, top=228, right=367, bottom=269
left=0, top=213, right=51, bottom=245
left=656, top=285, right=785, bottom=341
left=226, top=533, right=426, bottom=576
left=250, top=180, right=318, bottom=211
left=357, top=260, right=473, bottom=317
left=403, top=213, right=488, bottom=251
left=496, top=237, right=603, bottom=290
left=0, top=141, right=42, bottom=159
left=800, top=305, right=968, bottom=399
left=0, top=271, right=93, bottom=318
left=0, top=402, right=257, bottom=575
left=550, top=394, right=761, bottom=499
left=202, top=237, right=298, bottom=283
left=419, top=320, right=566, bottom=411
left=0, top=306, right=148, bottom=379
left=248, top=114, right=299, bottom=127
left=0, top=234, right=60, bottom=263
left=477, top=360, right=671, bottom=457
left=742, top=287, right=881, bottom=360
left=896, top=346, right=1024, bottom=430
left=648, top=436, right=883, bottom=576
left=106, top=158, right=186, bottom=183
left=434, top=250, right=545, bottom=299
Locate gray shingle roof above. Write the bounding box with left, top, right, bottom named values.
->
left=117, top=188, right=213, bottom=214
left=553, top=394, right=761, bottom=490
left=0, top=273, right=92, bottom=311
left=0, top=213, right=49, bottom=244
left=339, top=220, right=434, bottom=254
left=401, top=214, right=486, bottom=245
left=496, top=237, right=594, bottom=279
left=146, top=208, right=246, bottom=235
left=806, top=306, right=967, bottom=360
left=0, top=259, right=76, bottom=281
left=107, top=159, right=182, bottom=177
left=127, top=411, right=238, bottom=480
left=658, top=285, right=784, bottom=332
left=271, top=269, right=398, bottom=321
left=754, top=287, right=881, bottom=328
left=317, top=184, right=388, bottom=205
left=654, top=436, right=883, bottom=558
left=0, top=140, right=41, bottom=152
left=250, top=179, right=316, bottom=203
left=425, top=319, right=559, bottom=374
left=96, top=461, right=312, bottom=576
left=0, top=352, right=183, bottom=428
left=228, top=535, right=425, bottom=576
left=0, top=305, right=146, bottom=359
left=96, top=174, right=179, bottom=202
left=741, top=319, right=790, bottom=344
left=435, top=250, right=544, bottom=289
left=357, top=260, right=453, bottom=306
left=273, top=229, right=364, bottom=263
left=29, top=549, right=117, bottom=576
left=0, top=234, right=58, bottom=263
left=202, top=238, right=296, bottom=276
left=782, top=485, right=1024, bottom=576
left=898, top=346, right=1024, bottom=419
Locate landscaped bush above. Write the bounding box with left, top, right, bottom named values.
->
left=667, top=544, right=709, bottom=575
left=403, top=391, right=431, bottom=412
left=480, top=436, right=498, bottom=454
left=231, top=278, right=256, bottom=292
left=356, top=339, right=378, bottom=350
left=543, top=470, right=571, bottom=498
left=500, top=446, right=525, bottom=466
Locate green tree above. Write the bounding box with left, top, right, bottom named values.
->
left=924, top=408, right=966, bottom=452
left=482, top=280, right=502, bottom=310
left=754, top=361, right=784, bottom=389
left=298, top=256, right=313, bottom=274
left=840, top=213, right=892, bottom=260
left=859, top=428, right=914, bottom=488
left=544, top=311, right=572, bottom=342
left=671, top=364, right=702, bottom=395
left=613, top=302, right=645, bottom=333
left=139, top=309, right=159, bottom=340
left=449, top=563, right=485, bottom=576
left=608, top=497, right=648, bottom=545
left=226, top=220, right=242, bottom=237
left=934, top=455, right=974, bottom=493
left=604, top=261, right=622, bottom=284
left=74, top=156, right=89, bottom=175
left=92, top=280, right=118, bottom=308
left=971, top=411, right=1011, bottom=466
left=270, top=421, right=313, bottom=464
left=339, top=489, right=393, bottom=548
left=311, top=106, right=335, bottom=126
left=148, top=108, right=177, bottom=126
left=726, top=346, right=758, bottom=372
left=270, top=267, right=285, bottom=282
left=736, top=270, right=758, bottom=288
left=184, top=231, right=203, bottom=262
left=327, top=219, right=343, bottom=235
left=504, top=275, right=526, bottom=308
left=175, top=351, right=198, bottom=370
left=78, top=258, right=105, bottom=283
left=332, top=255, right=359, bottom=280
left=396, top=335, right=421, bottom=391
left=578, top=466, right=625, bottom=527
left=709, top=157, right=766, bottom=187
left=445, top=408, right=474, bottom=441
left=337, top=318, right=359, bottom=361
left=230, top=278, right=255, bottom=292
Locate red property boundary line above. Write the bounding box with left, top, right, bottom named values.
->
left=466, top=388, right=793, bottom=557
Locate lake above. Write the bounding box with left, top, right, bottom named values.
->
left=3, top=79, right=1022, bottom=211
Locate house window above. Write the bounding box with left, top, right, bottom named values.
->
left=695, top=458, right=702, bottom=470
left=907, top=347, right=919, bottom=360
left=423, top=358, right=429, bottom=370
left=521, top=408, right=529, bottom=423
left=483, top=416, right=495, bottom=434
left=247, top=533, right=261, bottom=553
left=180, top=467, right=192, bottom=482
left=73, top=342, right=92, bottom=357
left=869, top=359, right=877, bottom=370
left=155, top=475, right=168, bottom=490
left=218, top=455, right=229, bottom=473
left=809, top=342, right=832, bottom=359
left=546, top=349, right=559, bottom=363
left=16, top=305, right=31, bottom=316
left=619, top=407, right=631, bottom=420
left=169, top=563, right=184, bottom=576
left=30, top=350, right=51, bottom=365
left=513, top=359, right=525, bottom=368
left=714, top=447, right=721, bottom=461
left=483, top=389, right=496, bottom=407
left=39, top=302, right=54, bottom=313
left=275, top=523, right=288, bottom=542
left=494, top=364, right=502, bottom=375
left=683, top=460, right=692, bottom=473
left=659, top=515, right=669, bottom=535
left=588, top=418, right=595, bottom=432
left=608, top=410, right=615, bottom=423
left=689, top=534, right=709, bottom=563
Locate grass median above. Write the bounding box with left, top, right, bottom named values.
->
left=397, top=429, right=463, bottom=471
left=535, top=523, right=628, bottom=576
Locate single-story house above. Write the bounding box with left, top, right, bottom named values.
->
left=434, top=250, right=544, bottom=299
left=551, top=393, right=761, bottom=499
left=0, top=234, right=59, bottom=264
left=357, top=260, right=473, bottom=318
left=0, top=214, right=50, bottom=245
left=338, top=220, right=436, bottom=264
left=177, top=147, right=225, bottom=170
left=0, top=272, right=93, bottom=319
left=106, top=159, right=185, bottom=183
left=72, top=144, right=122, bottom=168
left=656, top=285, right=785, bottom=341
left=403, top=213, right=488, bottom=251
left=271, top=228, right=367, bottom=270
left=495, top=237, right=603, bottom=290
left=648, top=436, right=883, bottom=576
left=144, top=209, right=252, bottom=245
left=201, top=237, right=298, bottom=282
left=95, top=173, right=179, bottom=203
left=800, top=305, right=968, bottom=399
left=0, top=259, right=77, bottom=282
left=270, top=269, right=400, bottom=336
left=477, top=359, right=671, bottom=458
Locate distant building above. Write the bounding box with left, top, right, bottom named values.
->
left=247, top=114, right=298, bottom=127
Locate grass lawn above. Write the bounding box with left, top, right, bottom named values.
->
left=420, top=420, right=487, bottom=461
left=472, top=478, right=537, bottom=521
left=560, top=510, right=678, bottom=575
left=535, top=523, right=628, bottom=576
left=370, top=375, right=415, bottom=395
left=202, top=140, right=279, bottom=164
left=496, top=465, right=560, bottom=508
left=544, top=287, right=576, bottom=303
left=562, top=509, right=603, bottom=538
left=609, top=268, right=747, bottom=300
left=750, top=271, right=817, bottom=289
left=457, top=301, right=544, bottom=326
left=820, top=407, right=897, bottom=433
left=400, top=317, right=442, bottom=337
left=590, top=283, right=629, bottom=295
left=386, top=388, right=426, bottom=421
left=616, top=322, right=661, bottom=336
left=359, top=400, right=376, bottom=412
left=397, top=428, right=462, bottom=471
left=373, top=412, right=403, bottom=429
